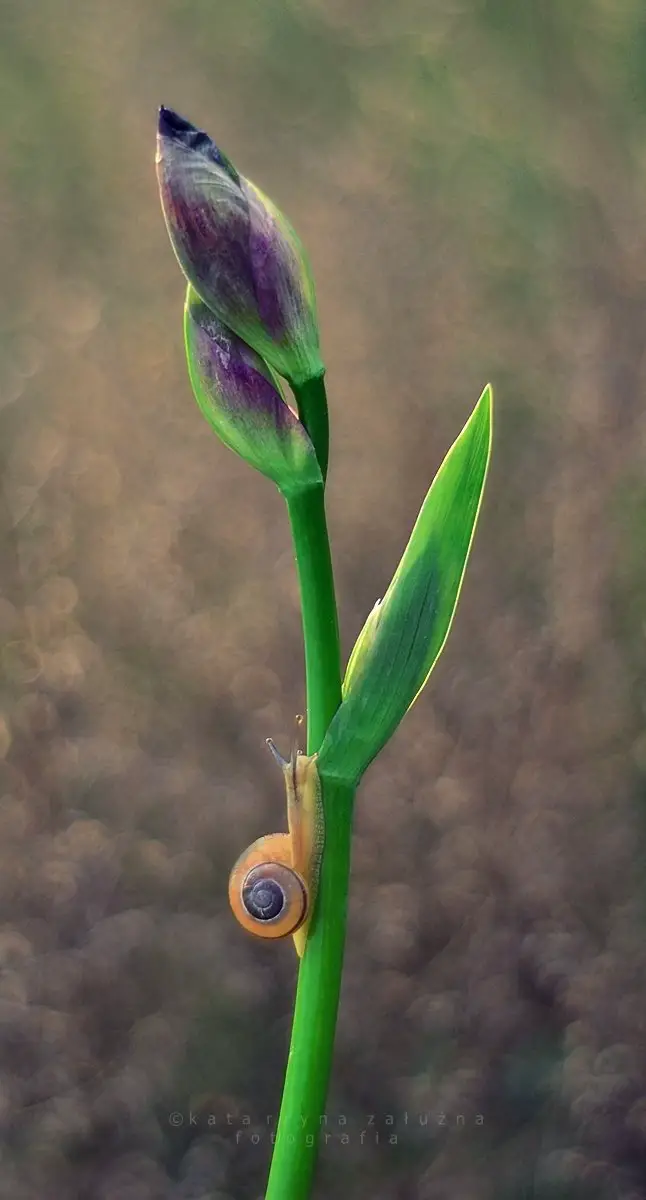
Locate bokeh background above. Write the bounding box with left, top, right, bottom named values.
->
left=2, top=2, right=646, bottom=1197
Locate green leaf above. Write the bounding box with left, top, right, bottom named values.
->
left=318, top=384, right=493, bottom=785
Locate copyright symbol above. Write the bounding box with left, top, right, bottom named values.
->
left=169, top=1112, right=184, bottom=1127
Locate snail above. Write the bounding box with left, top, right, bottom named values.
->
left=228, top=720, right=324, bottom=957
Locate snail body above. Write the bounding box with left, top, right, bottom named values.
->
left=228, top=734, right=324, bottom=957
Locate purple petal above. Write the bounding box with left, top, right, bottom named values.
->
left=157, top=121, right=257, bottom=324
left=191, top=302, right=294, bottom=432
left=244, top=184, right=290, bottom=341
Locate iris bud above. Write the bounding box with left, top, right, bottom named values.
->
left=184, top=286, right=323, bottom=496
left=157, top=106, right=323, bottom=388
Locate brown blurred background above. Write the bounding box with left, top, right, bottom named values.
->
left=1, top=2, right=646, bottom=1197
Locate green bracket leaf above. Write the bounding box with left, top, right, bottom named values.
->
left=318, top=383, right=493, bottom=785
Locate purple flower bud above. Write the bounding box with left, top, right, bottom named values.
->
left=184, top=287, right=323, bottom=495
left=157, top=107, right=324, bottom=387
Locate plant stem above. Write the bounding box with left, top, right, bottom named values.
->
left=264, top=482, right=353, bottom=1200
left=265, top=776, right=355, bottom=1200
left=284, top=484, right=341, bottom=753
left=292, top=374, right=330, bottom=482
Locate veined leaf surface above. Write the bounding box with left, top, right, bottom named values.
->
left=318, top=384, right=493, bottom=785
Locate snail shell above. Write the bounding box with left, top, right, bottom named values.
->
left=228, top=833, right=308, bottom=940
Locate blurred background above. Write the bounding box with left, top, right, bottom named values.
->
left=1, top=1, right=646, bottom=1197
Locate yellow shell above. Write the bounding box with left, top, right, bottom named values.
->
left=228, top=834, right=308, bottom=940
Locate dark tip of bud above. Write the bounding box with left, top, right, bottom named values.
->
left=157, top=105, right=240, bottom=182
left=158, top=106, right=198, bottom=141
left=158, top=106, right=215, bottom=158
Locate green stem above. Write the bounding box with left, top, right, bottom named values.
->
left=264, top=483, right=353, bottom=1200
left=284, top=484, right=341, bottom=753
left=266, top=776, right=354, bottom=1199
left=292, top=374, right=330, bottom=482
